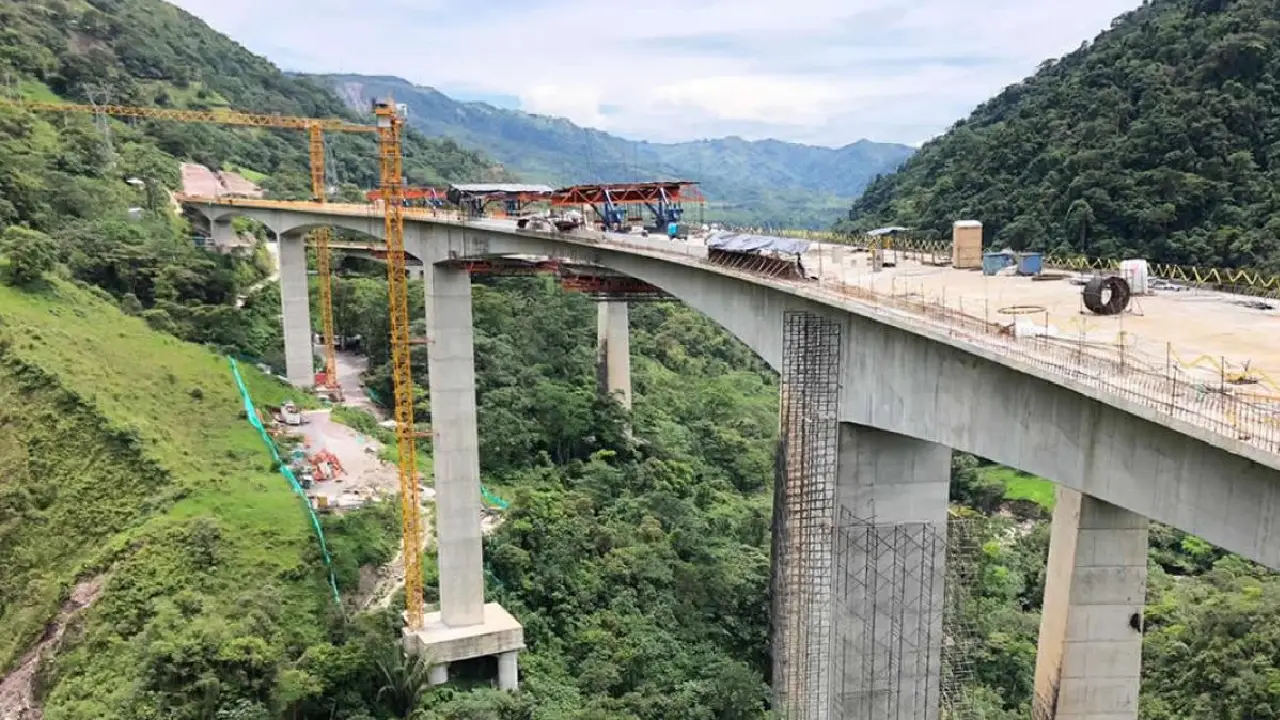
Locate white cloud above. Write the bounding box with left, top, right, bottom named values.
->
left=169, top=0, right=1142, bottom=146
left=518, top=85, right=608, bottom=129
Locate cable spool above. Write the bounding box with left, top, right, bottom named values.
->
left=1082, top=275, right=1131, bottom=315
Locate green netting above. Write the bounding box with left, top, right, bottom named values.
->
left=482, top=485, right=508, bottom=510
left=227, top=357, right=342, bottom=605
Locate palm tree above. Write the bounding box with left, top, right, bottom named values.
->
left=371, top=638, right=436, bottom=718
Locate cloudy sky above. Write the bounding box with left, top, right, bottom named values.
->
left=169, top=0, right=1139, bottom=147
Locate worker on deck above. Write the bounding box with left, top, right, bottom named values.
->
left=667, top=220, right=679, bottom=240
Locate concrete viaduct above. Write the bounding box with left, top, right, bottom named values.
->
left=187, top=197, right=1280, bottom=720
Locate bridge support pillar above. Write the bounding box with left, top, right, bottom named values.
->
left=278, top=232, right=314, bottom=387
left=596, top=301, right=631, bottom=408
left=829, top=423, right=949, bottom=720
left=403, top=259, right=523, bottom=689
left=210, top=217, right=238, bottom=251
left=1034, top=487, right=1147, bottom=720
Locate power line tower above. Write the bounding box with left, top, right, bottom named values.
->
left=84, top=85, right=117, bottom=168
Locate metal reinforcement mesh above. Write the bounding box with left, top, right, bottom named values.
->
left=830, top=513, right=983, bottom=720
left=771, top=311, right=842, bottom=720
left=939, top=516, right=983, bottom=719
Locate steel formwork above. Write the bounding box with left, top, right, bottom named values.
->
left=771, top=311, right=842, bottom=720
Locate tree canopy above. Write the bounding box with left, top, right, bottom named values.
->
left=845, top=0, right=1280, bottom=271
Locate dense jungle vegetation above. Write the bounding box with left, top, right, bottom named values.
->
left=844, top=0, right=1280, bottom=272
left=4, top=0, right=1280, bottom=718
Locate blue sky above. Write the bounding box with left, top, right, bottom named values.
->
left=169, top=0, right=1140, bottom=147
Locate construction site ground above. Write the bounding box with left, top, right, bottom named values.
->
left=315, top=350, right=505, bottom=610
left=296, top=408, right=411, bottom=510
left=800, top=244, right=1280, bottom=393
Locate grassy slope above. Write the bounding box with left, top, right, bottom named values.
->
left=977, top=465, right=1056, bottom=509
left=0, top=277, right=332, bottom=715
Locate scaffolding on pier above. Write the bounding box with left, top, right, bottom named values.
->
left=771, top=311, right=842, bottom=720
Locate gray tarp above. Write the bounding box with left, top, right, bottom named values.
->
left=706, top=231, right=810, bottom=255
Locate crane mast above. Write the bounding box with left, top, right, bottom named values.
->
left=375, top=99, right=426, bottom=629
left=309, top=125, right=340, bottom=399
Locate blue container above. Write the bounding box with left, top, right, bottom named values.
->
left=982, top=252, right=1012, bottom=276
left=1017, top=252, right=1043, bottom=276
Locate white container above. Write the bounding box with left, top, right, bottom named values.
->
left=1120, top=259, right=1150, bottom=295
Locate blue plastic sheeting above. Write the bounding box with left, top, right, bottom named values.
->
left=707, top=231, right=810, bottom=255
left=228, top=357, right=342, bottom=605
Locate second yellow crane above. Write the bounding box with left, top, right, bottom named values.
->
left=1, top=98, right=359, bottom=399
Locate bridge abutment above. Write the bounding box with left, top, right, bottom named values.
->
left=1034, top=487, right=1147, bottom=720
left=403, top=259, right=524, bottom=689
left=596, top=300, right=631, bottom=408
left=278, top=232, right=314, bottom=387
left=829, top=423, right=949, bottom=720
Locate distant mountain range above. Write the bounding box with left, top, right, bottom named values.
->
left=308, top=74, right=915, bottom=228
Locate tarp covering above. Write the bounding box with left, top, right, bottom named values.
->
left=451, top=183, right=554, bottom=194
left=706, top=231, right=811, bottom=255
left=867, top=226, right=910, bottom=237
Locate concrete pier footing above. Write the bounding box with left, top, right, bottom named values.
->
left=1035, top=487, right=1147, bottom=720
left=278, top=232, right=314, bottom=387
left=830, top=424, right=950, bottom=720
left=596, top=301, right=631, bottom=408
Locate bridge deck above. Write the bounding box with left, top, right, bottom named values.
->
left=803, top=245, right=1280, bottom=395
left=181, top=196, right=1280, bottom=463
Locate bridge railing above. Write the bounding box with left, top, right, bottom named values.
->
left=806, top=263, right=1280, bottom=458
left=576, top=230, right=1280, bottom=459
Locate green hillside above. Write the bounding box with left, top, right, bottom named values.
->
left=0, top=0, right=501, bottom=206
left=0, top=272, right=339, bottom=716
left=845, top=0, right=1280, bottom=271
left=318, top=74, right=915, bottom=228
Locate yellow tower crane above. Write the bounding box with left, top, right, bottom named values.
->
left=4, top=97, right=428, bottom=629
left=373, top=99, right=426, bottom=628
left=0, top=98, right=357, bottom=399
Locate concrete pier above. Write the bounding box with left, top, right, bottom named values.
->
left=403, top=258, right=523, bottom=689
left=210, top=217, right=238, bottom=251
left=1035, top=487, right=1147, bottom=720
left=596, top=300, right=631, bottom=408
left=425, top=261, right=486, bottom=625
left=278, top=232, right=314, bottom=387
left=831, top=424, right=949, bottom=720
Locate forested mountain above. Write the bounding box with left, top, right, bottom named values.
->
left=845, top=0, right=1280, bottom=271
left=317, top=74, right=916, bottom=228
left=0, top=0, right=502, bottom=210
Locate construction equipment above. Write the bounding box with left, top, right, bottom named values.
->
left=309, top=449, right=347, bottom=481
left=374, top=98, right=427, bottom=629
left=278, top=401, right=303, bottom=426
left=0, top=98, right=370, bottom=400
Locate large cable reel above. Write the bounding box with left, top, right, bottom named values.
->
left=1082, top=275, right=1132, bottom=315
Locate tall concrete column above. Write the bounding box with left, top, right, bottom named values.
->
left=1034, top=487, right=1148, bottom=720
left=425, top=261, right=486, bottom=628
left=278, top=232, right=314, bottom=387
left=596, top=300, right=631, bottom=408
left=830, top=423, right=949, bottom=720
